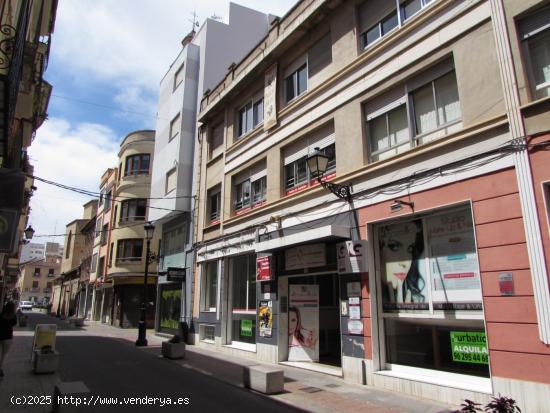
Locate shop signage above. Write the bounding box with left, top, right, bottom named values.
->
left=498, top=272, right=514, bottom=296
left=240, top=319, right=253, bottom=337
left=347, top=282, right=361, bottom=297
left=166, top=267, right=186, bottom=282
left=347, top=319, right=363, bottom=335
left=258, top=301, right=273, bottom=338
left=337, top=241, right=368, bottom=274
left=450, top=331, right=488, bottom=365
left=256, top=255, right=272, bottom=281
left=348, top=304, right=361, bottom=320
left=32, top=324, right=57, bottom=353
left=288, top=285, right=319, bottom=362
left=285, top=244, right=326, bottom=270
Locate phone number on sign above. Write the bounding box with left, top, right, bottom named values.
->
left=11, top=395, right=191, bottom=407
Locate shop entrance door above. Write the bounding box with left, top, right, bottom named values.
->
left=288, top=274, right=341, bottom=367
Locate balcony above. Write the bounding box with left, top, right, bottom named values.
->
left=42, top=288, right=51, bottom=293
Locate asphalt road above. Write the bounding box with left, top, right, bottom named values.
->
left=25, top=312, right=306, bottom=413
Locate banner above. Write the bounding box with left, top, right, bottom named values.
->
left=337, top=241, right=368, bottom=274
left=288, top=285, right=319, bottom=362
left=450, top=331, right=488, bottom=365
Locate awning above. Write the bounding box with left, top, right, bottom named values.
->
left=255, top=224, right=350, bottom=252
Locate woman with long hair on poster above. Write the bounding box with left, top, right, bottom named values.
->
left=288, top=306, right=316, bottom=348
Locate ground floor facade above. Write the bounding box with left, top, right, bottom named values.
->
left=192, top=162, right=550, bottom=411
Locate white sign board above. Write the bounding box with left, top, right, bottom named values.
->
left=337, top=241, right=369, bottom=274
left=285, top=244, right=326, bottom=270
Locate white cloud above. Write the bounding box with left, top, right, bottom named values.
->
left=27, top=118, right=119, bottom=242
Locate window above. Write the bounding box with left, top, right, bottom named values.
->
left=116, top=239, right=143, bottom=262
left=200, top=325, right=216, bottom=342
left=359, top=0, right=433, bottom=49
left=209, top=123, right=224, bottom=159
left=518, top=5, right=550, bottom=99
left=207, top=188, right=221, bottom=225
left=48, top=268, right=54, bottom=277
left=165, top=167, right=177, bottom=194
left=100, top=224, right=108, bottom=246
left=120, top=199, right=147, bottom=223
left=124, top=154, right=150, bottom=176
left=375, top=206, right=489, bottom=379
left=174, top=63, right=184, bottom=90
left=366, top=60, right=461, bottom=162
left=34, top=268, right=41, bottom=277
left=95, top=217, right=103, bottom=239
left=169, top=113, right=181, bottom=141
left=97, top=257, right=105, bottom=277
left=233, top=163, right=267, bottom=214
left=104, top=190, right=112, bottom=212
left=284, top=137, right=336, bottom=195
left=32, top=281, right=39, bottom=289
left=284, top=63, right=308, bottom=104
left=201, top=261, right=218, bottom=311
left=229, top=254, right=256, bottom=345
left=237, top=96, right=263, bottom=137
left=163, top=224, right=186, bottom=257
left=91, top=253, right=98, bottom=273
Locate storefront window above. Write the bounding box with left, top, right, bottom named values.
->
left=376, top=206, right=488, bottom=377
left=158, top=284, right=181, bottom=332
left=230, top=254, right=256, bottom=345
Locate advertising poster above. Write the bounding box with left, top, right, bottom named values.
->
left=258, top=300, right=273, bottom=338
left=256, top=255, right=272, bottom=281
left=450, top=331, right=488, bottom=365
left=427, top=210, right=482, bottom=309
left=288, top=285, right=319, bottom=362
left=33, top=324, right=57, bottom=352
left=347, top=320, right=363, bottom=335
left=378, top=219, right=428, bottom=311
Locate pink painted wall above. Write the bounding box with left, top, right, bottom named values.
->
left=357, top=167, right=550, bottom=384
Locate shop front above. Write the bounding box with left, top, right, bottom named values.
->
left=367, top=203, right=491, bottom=394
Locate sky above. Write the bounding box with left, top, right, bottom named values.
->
left=28, top=0, right=297, bottom=244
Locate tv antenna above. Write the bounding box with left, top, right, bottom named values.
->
left=211, top=13, right=222, bottom=21
left=189, top=10, right=200, bottom=31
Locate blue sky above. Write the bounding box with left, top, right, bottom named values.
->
left=28, top=0, right=297, bottom=243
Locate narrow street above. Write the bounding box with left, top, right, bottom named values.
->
left=0, top=312, right=452, bottom=413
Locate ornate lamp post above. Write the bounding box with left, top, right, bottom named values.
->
left=136, top=222, right=155, bottom=347
left=306, top=147, right=359, bottom=239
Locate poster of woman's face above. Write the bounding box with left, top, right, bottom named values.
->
left=378, top=219, right=428, bottom=311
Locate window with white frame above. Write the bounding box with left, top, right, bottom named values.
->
left=518, top=4, right=550, bottom=99
left=173, top=63, right=185, bottom=91
left=91, top=253, right=98, bottom=273
left=284, top=59, right=308, bottom=104
left=375, top=206, right=489, bottom=379
left=201, top=261, right=218, bottom=312
left=358, top=0, right=433, bottom=49
left=366, top=58, right=462, bottom=162
left=233, top=162, right=267, bottom=214
left=283, top=123, right=336, bottom=195
left=237, top=94, right=263, bottom=138
left=207, top=187, right=221, bottom=225
left=169, top=113, right=181, bottom=141
left=165, top=167, right=177, bottom=194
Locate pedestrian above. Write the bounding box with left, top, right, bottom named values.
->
left=0, top=301, right=17, bottom=377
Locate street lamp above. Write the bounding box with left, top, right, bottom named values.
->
left=24, top=225, right=35, bottom=240
left=306, top=147, right=353, bottom=201
left=136, top=221, right=155, bottom=347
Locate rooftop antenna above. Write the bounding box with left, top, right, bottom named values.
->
left=189, top=10, right=200, bottom=33
left=211, top=13, right=222, bottom=21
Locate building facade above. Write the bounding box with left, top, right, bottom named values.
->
left=148, top=3, right=273, bottom=336
left=103, top=130, right=158, bottom=328
left=20, top=241, right=63, bottom=263
left=17, top=254, right=60, bottom=304
left=193, top=0, right=550, bottom=410
left=90, top=168, right=117, bottom=323
left=0, top=0, right=57, bottom=306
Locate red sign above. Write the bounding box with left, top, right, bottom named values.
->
left=256, top=256, right=272, bottom=281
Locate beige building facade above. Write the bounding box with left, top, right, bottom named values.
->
left=17, top=254, right=61, bottom=304
left=193, top=0, right=550, bottom=410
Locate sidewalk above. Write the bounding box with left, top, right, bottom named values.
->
left=1, top=312, right=454, bottom=413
